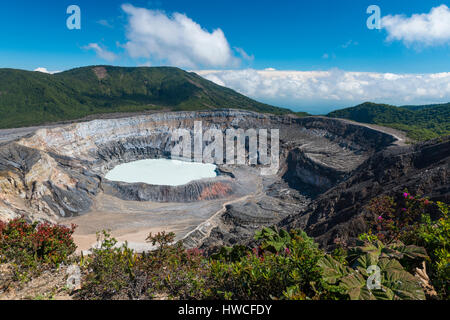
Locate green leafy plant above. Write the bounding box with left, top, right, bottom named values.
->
left=415, top=201, right=450, bottom=298
left=366, top=193, right=449, bottom=298
left=79, top=230, right=209, bottom=300
left=78, top=230, right=138, bottom=299
left=254, top=226, right=292, bottom=253
left=206, top=229, right=340, bottom=300
left=320, top=240, right=427, bottom=300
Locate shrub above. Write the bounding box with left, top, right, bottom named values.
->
left=78, top=230, right=138, bottom=300
left=79, top=230, right=209, bottom=300
left=0, top=217, right=76, bottom=281
left=142, top=243, right=209, bottom=299
left=319, top=240, right=427, bottom=300
left=365, top=193, right=449, bottom=299
left=415, top=201, right=449, bottom=299
left=366, top=192, right=431, bottom=243
left=205, top=227, right=342, bottom=300
left=73, top=195, right=449, bottom=301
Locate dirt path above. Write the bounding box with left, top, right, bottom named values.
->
left=182, top=174, right=264, bottom=247
left=335, top=117, right=409, bottom=146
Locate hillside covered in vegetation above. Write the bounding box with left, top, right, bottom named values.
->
left=0, top=66, right=290, bottom=128
left=327, top=102, right=450, bottom=141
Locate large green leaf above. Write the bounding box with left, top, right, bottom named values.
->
left=383, top=242, right=429, bottom=261
left=339, top=272, right=376, bottom=300
left=379, top=258, right=425, bottom=300
left=353, top=253, right=379, bottom=275
left=347, top=240, right=384, bottom=267
left=255, top=226, right=292, bottom=253
left=379, top=258, right=426, bottom=300
left=318, top=255, right=352, bottom=284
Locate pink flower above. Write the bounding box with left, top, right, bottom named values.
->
left=377, top=216, right=383, bottom=221
left=403, top=192, right=409, bottom=198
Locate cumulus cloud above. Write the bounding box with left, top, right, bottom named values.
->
left=82, top=43, right=118, bottom=62
left=121, top=4, right=239, bottom=68
left=34, top=67, right=61, bottom=74
left=195, top=69, right=450, bottom=113
left=382, top=5, right=450, bottom=46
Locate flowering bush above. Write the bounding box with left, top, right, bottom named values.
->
left=0, top=217, right=77, bottom=281
left=365, top=192, right=449, bottom=299
left=366, top=192, right=433, bottom=243
left=0, top=220, right=6, bottom=236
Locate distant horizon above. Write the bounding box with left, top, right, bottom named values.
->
left=3, top=64, right=449, bottom=115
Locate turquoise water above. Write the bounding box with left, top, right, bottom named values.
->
left=105, top=159, right=217, bottom=186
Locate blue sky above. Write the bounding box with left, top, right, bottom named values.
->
left=1, top=0, right=450, bottom=113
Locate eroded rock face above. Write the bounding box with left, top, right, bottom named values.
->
left=103, top=178, right=234, bottom=203
left=279, top=136, right=450, bottom=249
left=0, top=110, right=400, bottom=246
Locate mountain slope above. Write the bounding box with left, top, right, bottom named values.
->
left=0, top=66, right=290, bottom=128
left=327, top=102, right=450, bottom=141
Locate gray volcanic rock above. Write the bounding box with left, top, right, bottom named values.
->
left=283, top=147, right=348, bottom=196
left=103, top=177, right=234, bottom=202
left=200, top=190, right=310, bottom=251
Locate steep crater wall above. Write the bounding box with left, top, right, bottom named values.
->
left=0, top=110, right=397, bottom=223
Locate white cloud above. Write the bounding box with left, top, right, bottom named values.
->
left=82, top=43, right=118, bottom=62
left=234, top=47, right=254, bottom=61
left=97, top=19, right=113, bottom=28
left=382, top=5, right=450, bottom=46
left=34, top=67, right=61, bottom=74
left=138, top=61, right=152, bottom=67
left=341, top=40, right=358, bottom=48
left=195, top=69, right=450, bottom=113
left=121, top=4, right=239, bottom=68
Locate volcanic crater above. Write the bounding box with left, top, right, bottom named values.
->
left=0, top=109, right=417, bottom=251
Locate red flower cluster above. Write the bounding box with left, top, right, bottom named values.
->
left=0, top=217, right=77, bottom=266
left=0, top=220, right=6, bottom=236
